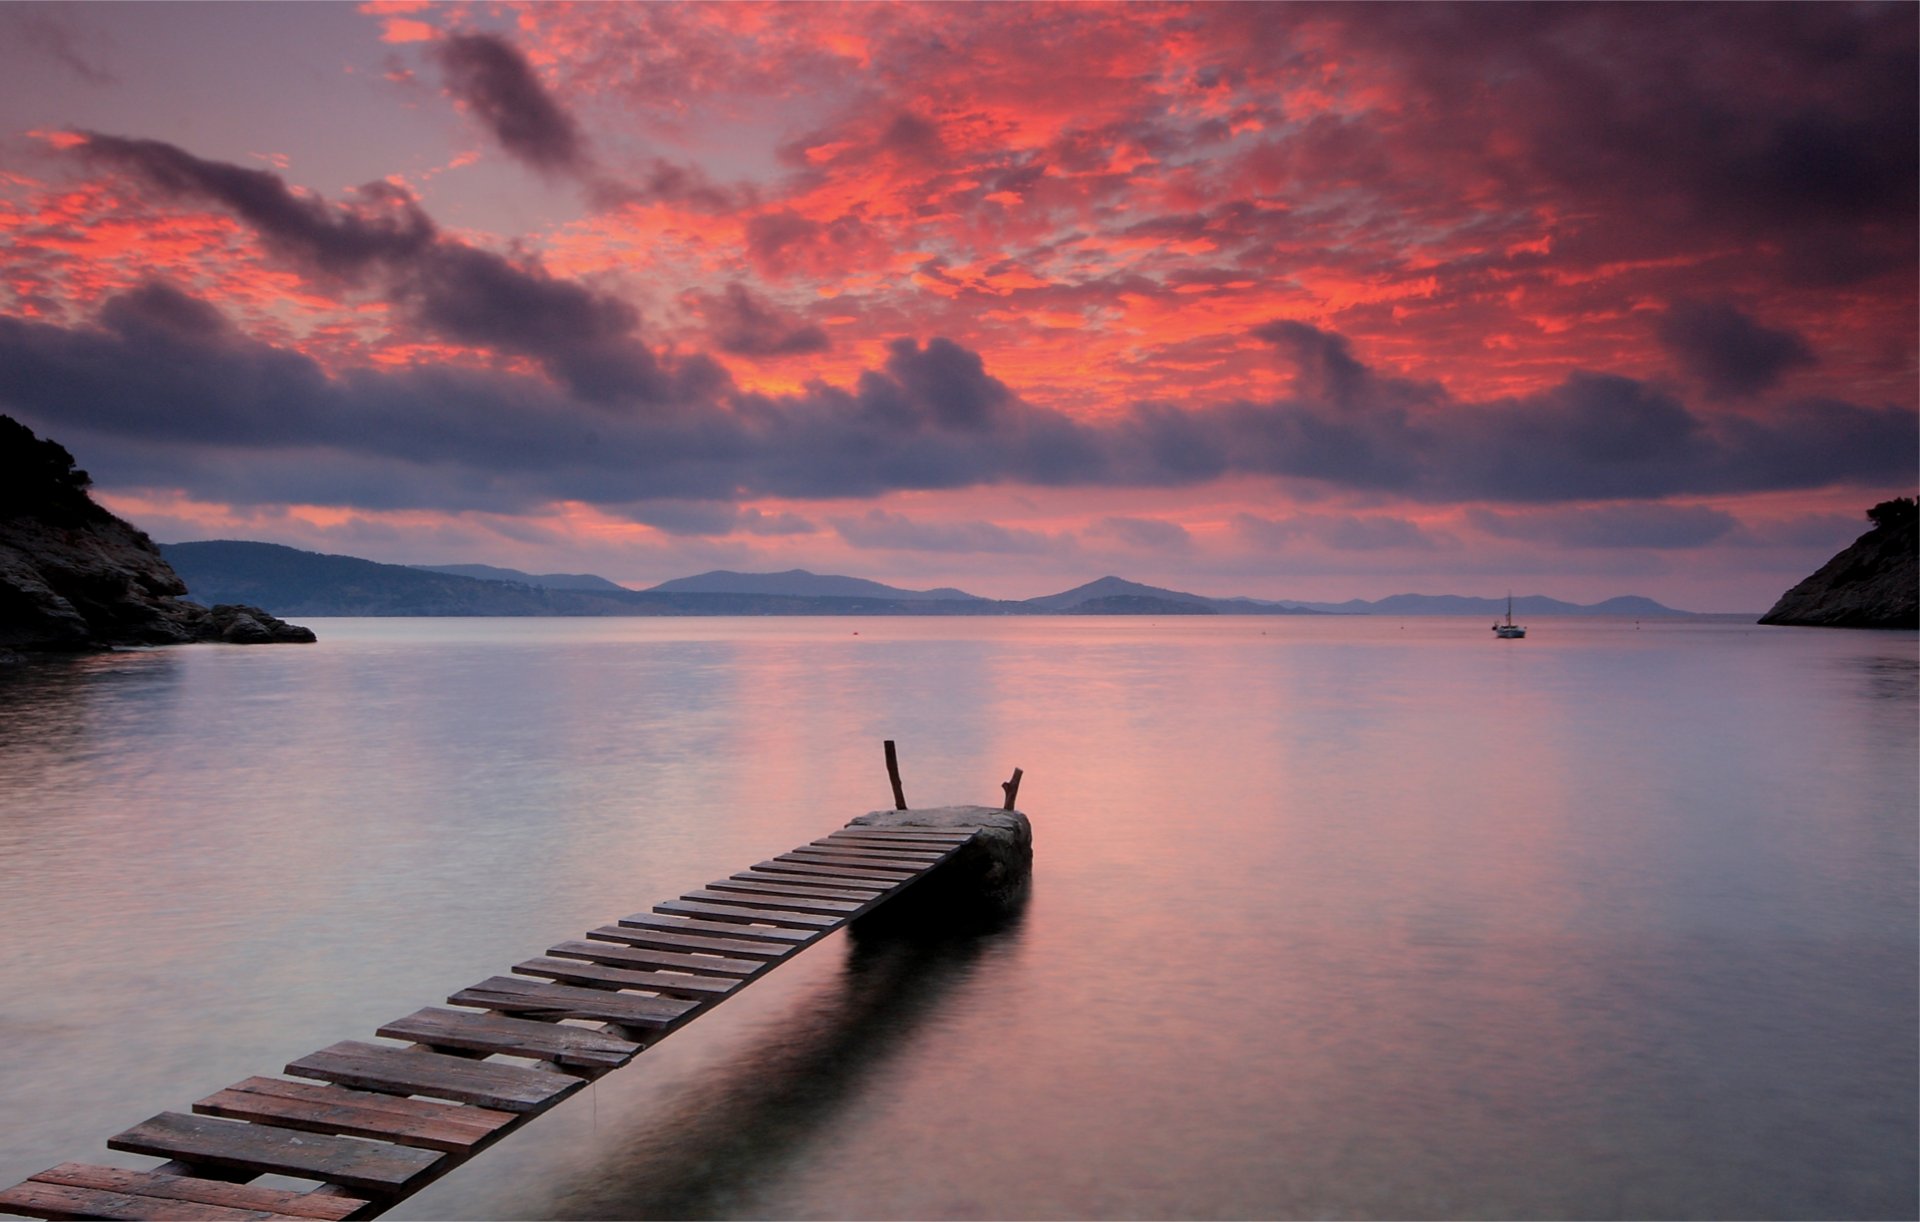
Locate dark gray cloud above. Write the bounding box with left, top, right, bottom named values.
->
left=832, top=510, right=1055, bottom=555
left=73, top=134, right=686, bottom=405
left=1, top=286, right=1909, bottom=522
left=1093, top=516, right=1193, bottom=552
left=1294, top=3, right=1919, bottom=286
left=435, top=32, right=589, bottom=175
left=1234, top=512, right=1445, bottom=553
left=79, top=133, right=435, bottom=277
left=8, top=8, right=117, bottom=85
left=1468, top=503, right=1739, bottom=549
left=691, top=283, right=830, bottom=357
left=1655, top=301, right=1817, bottom=399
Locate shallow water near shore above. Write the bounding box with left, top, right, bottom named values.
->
left=0, top=616, right=1914, bottom=1219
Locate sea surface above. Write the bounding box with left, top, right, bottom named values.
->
left=0, top=616, right=1913, bottom=1220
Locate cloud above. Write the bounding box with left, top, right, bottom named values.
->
left=0, top=284, right=1909, bottom=526
left=434, top=32, right=589, bottom=175
left=830, top=510, right=1054, bottom=555
left=616, top=499, right=742, bottom=537
left=1091, top=516, right=1193, bottom=552
left=737, top=508, right=817, bottom=536
left=689, top=283, right=829, bottom=357
left=1233, top=512, right=1444, bottom=552
left=7, top=8, right=117, bottom=85
left=1467, top=503, right=1739, bottom=549
left=70, top=134, right=696, bottom=404
left=1654, top=301, right=1817, bottom=399
left=77, top=133, right=436, bottom=277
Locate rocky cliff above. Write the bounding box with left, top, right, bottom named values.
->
left=1759, top=498, right=1917, bottom=629
left=0, top=415, right=314, bottom=658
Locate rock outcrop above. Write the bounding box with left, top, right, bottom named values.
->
left=1759, top=498, right=1917, bottom=629
left=1, top=415, right=314, bottom=658
left=846, top=804, right=1032, bottom=934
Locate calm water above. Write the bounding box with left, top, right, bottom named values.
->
left=0, top=617, right=1913, bottom=1220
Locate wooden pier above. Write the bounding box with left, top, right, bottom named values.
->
left=0, top=821, right=991, bottom=1221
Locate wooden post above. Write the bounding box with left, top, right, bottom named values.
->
left=1000, top=767, right=1023, bottom=811
left=884, top=740, right=907, bottom=810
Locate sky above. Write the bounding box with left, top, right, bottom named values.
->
left=0, top=2, right=1913, bottom=610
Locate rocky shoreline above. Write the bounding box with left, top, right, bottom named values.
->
left=1759, top=498, right=1917, bottom=630
left=1, top=415, right=314, bottom=662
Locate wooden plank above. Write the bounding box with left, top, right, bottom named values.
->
left=15, top=1165, right=363, bottom=1221
left=829, top=826, right=977, bottom=840
left=824, top=833, right=973, bottom=851
left=285, top=1041, right=583, bottom=1114
left=617, top=911, right=819, bottom=943
left=714, top=875, right=887, bottom=902
left=377, top=1008, right=641, bottom=1071
left=786, top=845, right=935, bottom=867
left=750, top=858, right=909, bottom=885
left=108, top=1112, right=442, bottom=1195
left=512, top=956, right=741, bottom=1000
left=829, top=827, right=978, bottom=842
left=549, top=938, right=767, bottom=979
left=194, top=1077, right=514, bottom=1155
left=804, top=840, right=946, bottom=861
left=448, top=976, right=701, bottom=1029
left=679, top=888, right=867, bottom=917
left=653, top=899, right=842, bottom=929
left=585, top=921, right=797, bottom=959
left=0, top=1179, right=286, bottom=1221
left=774, top=851, right=923, bottom=874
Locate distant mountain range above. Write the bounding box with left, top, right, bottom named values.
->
left=647, top=568, right=980, bottom=602
left=160, top=542, right=1694, bottom=618
left=412, top=563, right=629, bottom=592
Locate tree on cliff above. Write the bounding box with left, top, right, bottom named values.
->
left=1865, top=496, right=1916, bottom=531
left=0, top=414, right=106, bottom=524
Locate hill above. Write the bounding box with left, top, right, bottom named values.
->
left=1281, top=593, right=1690, bottom=616
left=1759, top=498, right=1918, bottom=629
left=410, top=563, right=630, bottom=592
left=648, top=569, right=982, bottom=601
left=161, top=543, right=1017, bottom=617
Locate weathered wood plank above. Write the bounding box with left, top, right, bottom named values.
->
left=679, top=888, right=867, bottom=917
left=15, top=1165, right=364, bottom=1221
left=548, top=938, right=766, bottom=979
left=512, top=956, right=742, bottom=1000
left=108, top=1112, right=442, bottom=1195
left=714, top=875, right=887, bottom=902
left=586, top=921, right=798, bottom=959
left=653, top=899, right=842, bottom=929
left=774, top=850, right=923, bottom=874
left=789, top=843, right=937, bottom=864
left=827, top=827, right=978, bottom=843
left=804, top=840, right=946, bottom=861
left=749, top=858, right=910, bottom=885
left=285, top=1041, right=583, bottom=1114
left=823, top=836, right=971, bottom=854
left=376, top=1008, right=641, bottom=1071
left=447, top=976, right=701, bottom=1029
left=0, top=1179, right=286, bottom=1221
left=616, top=911, right=818, bottom=944
left=194, top=1077, right=514, bottom=1154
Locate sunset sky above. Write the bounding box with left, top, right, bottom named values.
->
left=0, top=1, right=1913, bottom=609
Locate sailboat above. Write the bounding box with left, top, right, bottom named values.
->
left=1492, top=593, right=1526, bottom=638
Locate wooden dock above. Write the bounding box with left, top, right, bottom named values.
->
left=0, top=822, right=986, bottom=1222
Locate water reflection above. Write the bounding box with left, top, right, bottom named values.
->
left=537, top=907, right=1027, bottom=1220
